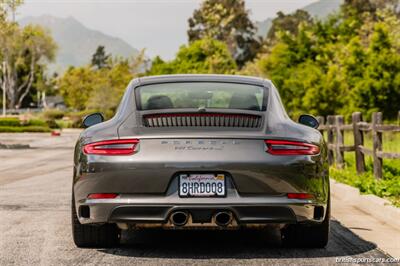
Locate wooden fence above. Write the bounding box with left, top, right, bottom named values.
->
left=316, top=112, right=400, bottom=179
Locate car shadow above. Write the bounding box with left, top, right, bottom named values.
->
left=97, top=219, right=379, bottom=259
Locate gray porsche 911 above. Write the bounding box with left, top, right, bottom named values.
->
left=72, top=74, right=330, bottom=248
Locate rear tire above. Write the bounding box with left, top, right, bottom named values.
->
left=281, top=197, right=330, bottom=248
left=71, top=195, right=120, bottom=248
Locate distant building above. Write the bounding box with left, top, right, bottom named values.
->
left=42, top=95, right=66, bottom=110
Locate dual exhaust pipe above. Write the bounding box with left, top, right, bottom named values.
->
left=214, top=211, right=233, bottom=227
left=170, top=211, right=189, bottom=227
left=170, top=210, right=233, bottom=227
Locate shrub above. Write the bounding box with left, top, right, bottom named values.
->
left=0, top=118, right=21, bottom=127
left=331, top=156, right=400, bottom=207
left=55, top=119, right=74, bottom=129
left=0, top=126, right=51, bottom=133
left=45, top=119, right=60, bottom=129
left=43, top=109, right=65, bottom=120
left=27, top=119, right=48, bottom=127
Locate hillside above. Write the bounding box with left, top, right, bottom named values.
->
left=256, top=0, right=343, bottom=37
left=19, top=15, right=139, bottom=73
left=303, top=0, right=343, bottom=18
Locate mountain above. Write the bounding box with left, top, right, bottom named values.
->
left=256, top=0, right=343, bottom=38
left=303, top=0, right=343, bottom=18
left=19, top=15, right=139, bottom=73
left=255, top=18, right=273, bottom=39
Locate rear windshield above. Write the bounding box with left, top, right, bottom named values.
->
left=136, top=82, right=266, bottom=111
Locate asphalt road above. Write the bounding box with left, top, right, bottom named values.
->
left=0, top=132, right=393, bottom=266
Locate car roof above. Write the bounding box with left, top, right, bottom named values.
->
left=136, top=74, right=269, bottom=87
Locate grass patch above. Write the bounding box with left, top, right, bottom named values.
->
left=330, top=138, right=400, bottom=207
left=323, top=129, right=400, bottom=206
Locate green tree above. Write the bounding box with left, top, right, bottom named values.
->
left=59, top=52, right=145, bottom=114
left=267, top=10, right=313, bottom=41
left=351, top=22, right=400, bottom=118
left=148, top=38, right=237, bottom=75
left=58, top=66, right=96, bottom=110
left=91, top=45, right=110, bottom=69
left=86, top=61, right=132, bottom=116
left=0, top=0, right=23, bottom=21
left=0, top=10, right=57, bottom=109
left=243, top=5, right=400, bottom=119
left=342, top=0, right=399, bottom=17
left=187, top=0, right=260, bottom=67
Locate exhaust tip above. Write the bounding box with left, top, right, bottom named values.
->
left=215, top=211, right=233, bottom=227
left=170, top=211, right=189, bottom=226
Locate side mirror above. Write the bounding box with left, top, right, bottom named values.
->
left=298, top=114, right=319, bottom=129
left=82, top=113, right=104, bottom=128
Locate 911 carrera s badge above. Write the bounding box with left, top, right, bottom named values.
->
left=161, top=140, right=240, bottom=151
left=179, top=174, right=225, bottom=197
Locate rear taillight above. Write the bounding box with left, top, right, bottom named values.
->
left=87, top=193, right=119, bottom=199
left=287, top=193, right=314, bottom=199
left=83, top=139, right=139, bottom=155
left=265, top=140, right=319, bottom=155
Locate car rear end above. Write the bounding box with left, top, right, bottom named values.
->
left=72, top=76, right=329, bottom=248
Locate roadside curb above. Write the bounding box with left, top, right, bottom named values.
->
left=330, top=179, right=400, bottom=229
left=0, top=143, right=30, bottom=149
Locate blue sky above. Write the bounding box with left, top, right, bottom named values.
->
left=18, top=0, right=317, bottom=59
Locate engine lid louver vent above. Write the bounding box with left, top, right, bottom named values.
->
left=143, top=113, right=262, bottom=128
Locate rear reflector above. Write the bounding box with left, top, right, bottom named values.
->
left=83, top=139, right=139, bottom=155
left=265, top=140, right=320, bottom=155
left=87, top=193, right=119, bottom=199
left=287, top=193, right=314, bottom=199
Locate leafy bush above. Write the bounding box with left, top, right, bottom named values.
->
left=0, top=118, right=54, bottom=132
left=43, top=109, right=65, bottom=120
left=55, top=119, right=74, bottom=129
left=0, top=126, right=51, bottom=133
left=27, top=119, right=48, bottom=127
left=0, top=118, right=21, bottom=127
left=45, top=119, right=60, bottom=129
left=331, top=156, right=400, bottom=207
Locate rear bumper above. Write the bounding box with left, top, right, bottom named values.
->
left=78, top=202, right=326, bottom=226
left=75, top=178, right=328, bottom=226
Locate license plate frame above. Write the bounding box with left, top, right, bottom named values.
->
left=178, top=174, right=226, bottom=197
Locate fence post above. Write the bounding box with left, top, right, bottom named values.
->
left=316, top=116, right=325, bottom=135
left=327, top=115, right=335, bottom=165
left=398, top=111, right=400, bottom=126
left=352, top=112, right=365, bottom=174
left=335, top=115, right=345, bottom=168
left=316, top=116, right=325, bottom=139
left=372, top=112, right=383, bottom=179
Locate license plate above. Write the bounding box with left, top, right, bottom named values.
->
left=179, top=174, right=225, bottom=197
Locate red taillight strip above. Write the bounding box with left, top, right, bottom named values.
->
left=83, top=139, right=139, bottom=155
left=265, top=140, right=320, bottom=155
left=287, top=193, right=314, bottom=199
left=87, top=193, right=119, bottom=199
